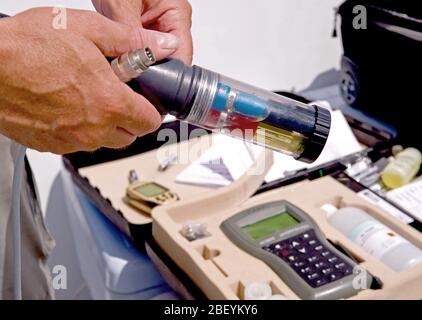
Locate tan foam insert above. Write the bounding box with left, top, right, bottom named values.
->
left=152, top=176, right=422, bottom=300
left=79, top=134, right=224, bottom=225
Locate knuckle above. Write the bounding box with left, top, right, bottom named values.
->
left=163, top=0, right=192, bottom=21
left=176, top=0, right=193, bottom=23
left=183, top=1, right=193, bottom=17
left=143, top=109, right=162, bottom=134
left=101, top=95, right=127, bottom=120
left=72, top=129, right=102, bottom=150
left=87, top=89, right=123, bottom=121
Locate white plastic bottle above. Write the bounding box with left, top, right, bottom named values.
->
left=321, top=204, right=422, bottom=272
left=381, top=147, right=422, bottom=189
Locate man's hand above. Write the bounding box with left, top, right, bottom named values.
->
left=0, top=8, right=163, bottom=154
left=92, top=0, right=193, bottom=64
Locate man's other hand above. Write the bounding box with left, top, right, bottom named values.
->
left=93, top=0, right=193, bottom=64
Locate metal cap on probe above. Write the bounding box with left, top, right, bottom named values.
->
left=111, top=47, right=156, bottom=82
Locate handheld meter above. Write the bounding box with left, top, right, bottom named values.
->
left=221, top=201, right=372, bottom=300
left=125, top=181, right=179, bottom=215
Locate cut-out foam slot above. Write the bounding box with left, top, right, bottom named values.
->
left=231, top=281, right=246, bottom=300
left=197, top=245, right=228, bottom=278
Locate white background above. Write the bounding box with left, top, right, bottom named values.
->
left=1, top=0, right=343, bottom=93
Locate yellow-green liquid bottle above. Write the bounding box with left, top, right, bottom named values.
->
left=381, top=147, right=422, bottom=189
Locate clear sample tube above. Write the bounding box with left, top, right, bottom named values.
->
left=186, top=73, right=330, bottom=162
left=114, top=50, right=331, bottom=163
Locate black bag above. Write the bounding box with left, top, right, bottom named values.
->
left=338, top=0, right=422, bottom=148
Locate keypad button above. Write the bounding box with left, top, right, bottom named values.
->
left=297, top=247, right=307, bottom=254
left=308, top=240, right=317, bottom=246
left=293, top=261, right=305, bottom=268
left=300, top=267, right=312, bottom=274
left=307, top=256, right=318, bottom=263
left=329, top=273, right=340, bottom=281
left=322, top=268, right=334, bottom=275
left=280, top=249, right=290, bottom=256
left=335, top=262, right=346, bottom=269
left=328, top=256, right=338, bottom=263
left=288, top=255, right=297, bottom=262
left=312, top=277, right=328, bottom=287
left=314, top=245, right=323, bottom=251
left=303, top=233, right=310, bottom=239
left=291, top=241, right=300, bottom=247
left=274, top=242, right=287, bottom=250
left=307, top=273, right=319, bottom=280
left=314, top=261, right=326, bottom=269
left=321, top=251, right=330, bottom=257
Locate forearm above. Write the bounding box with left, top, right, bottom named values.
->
left=0, top=14, right=16, bottom=70
left=0, top=15, right=18, bottom=101
left=0, top=15, right=24, bottom=137
left=0, top=14, right=12, bottom=60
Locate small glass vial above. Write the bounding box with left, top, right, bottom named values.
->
left=381, top=147, right=422, bottom=189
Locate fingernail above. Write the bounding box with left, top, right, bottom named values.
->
left=156, top=33, right=180, bottom=50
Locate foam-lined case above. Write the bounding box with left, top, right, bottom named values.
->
left=151, top=172, right=422, bottom=300
left=63, top=92, right=417, bottom=298
left=63, top=122, right=213, bottom=246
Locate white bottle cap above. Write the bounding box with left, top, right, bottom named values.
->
left=320, top=203, right=339, bottom=218
left=391, top=145, right=403, bottom=156
left=244, top=282, right=272, bottom=300
left=268, top=294, right=288, bottom=300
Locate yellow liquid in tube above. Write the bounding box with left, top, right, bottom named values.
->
left=381, top=147, right=422, bottom=189
left=254, top=123, right=306, bottom=155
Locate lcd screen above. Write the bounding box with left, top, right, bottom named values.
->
left=242, top=213, right=300, bottom=240
left=135, top=183, right=167, bottom=197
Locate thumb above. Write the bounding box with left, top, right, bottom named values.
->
left=131, top=27, right=180, bottom=61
